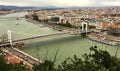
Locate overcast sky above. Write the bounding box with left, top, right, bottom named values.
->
left=0, top=0, right=120, bottom=7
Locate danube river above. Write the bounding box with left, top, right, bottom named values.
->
left=0, top=12, right=120, bottom=65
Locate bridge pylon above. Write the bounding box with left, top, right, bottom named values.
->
left=7, top=29, right=12, bottom=46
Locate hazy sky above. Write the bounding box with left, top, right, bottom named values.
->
left=0, top=0, right=120, bottom=7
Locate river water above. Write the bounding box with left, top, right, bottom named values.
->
left=0, top=12, right=120, bottom=65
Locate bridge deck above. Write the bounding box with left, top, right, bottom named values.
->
left=0, top=31, right=90, bottom=47
left=13, top=32, right=68, bottom=42
left=0, top=43, right=10, bottom=47
left=0, top=32, right=67, bottom=47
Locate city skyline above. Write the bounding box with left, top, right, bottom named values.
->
left=0, top=0, right=120, bottom=7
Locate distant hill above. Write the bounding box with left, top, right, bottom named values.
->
left=66, top=6, right=120, bottom=8
left=0, top=5, right=119, bottom=9
left=37, top=6, right=57, bottom=9
left=0, top=5, right=35, bottom=9
left=0, top=5, right=58, bottom=9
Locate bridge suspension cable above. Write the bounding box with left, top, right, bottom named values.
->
left=12, top=30, right=33, bottom=35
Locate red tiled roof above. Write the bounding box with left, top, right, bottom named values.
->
left=102, top=23, right=108, bottom=28
left=4, top=54, right=21, bottom=64
left=110, top=24, right=120, bottom=28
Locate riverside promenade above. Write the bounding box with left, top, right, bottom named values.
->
left=1, top=47, right=42, bottom=65
left=87, top=33, right=120, bottom=46
left=1, top=47, right=33, bottom=69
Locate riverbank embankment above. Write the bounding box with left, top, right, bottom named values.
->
left=0, top=47, right=42, bottom=70
left=87, top=33, right=120, bottom=45
left=0, top=47, right=32, bottom=70
left=26, top=19, right=80, bottom=34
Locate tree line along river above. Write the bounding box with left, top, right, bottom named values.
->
left=0, top=12, right=120, bottom=65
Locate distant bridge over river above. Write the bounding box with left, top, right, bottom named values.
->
left=0, top=17, right=25, bottom=21
left=0, top=32, right=69, bottom=64
left=0, top=32, right=68, bottom=47
left=0, top=30, right=91, bottom=47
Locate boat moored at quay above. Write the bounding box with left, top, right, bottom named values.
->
left=88, top=36, right=118, bottom=46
